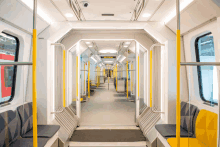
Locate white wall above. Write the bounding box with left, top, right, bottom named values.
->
left=183, top=20, right=220, bottom=113
left=0, top=21, right=31, bottom=113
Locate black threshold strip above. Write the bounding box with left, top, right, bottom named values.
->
left=70, top=130, right=146, bottom=142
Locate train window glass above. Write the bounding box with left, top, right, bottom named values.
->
left=195, top=32, right=217, bottom=104
left=0, top=32, right=19, bottom=105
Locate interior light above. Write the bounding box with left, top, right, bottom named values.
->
left=120, top=56, right=126, bottom=63
left=21, top=0, right=52, bottom=24
left=124, top=45, right=128, bottom=48
left=89, top=45, right=93, bottom=48
left=117, top=55, right=121, bottom=60
left=91, top=56, right=97, bottom=63
left=125, top=42, right=130, bottom=44
left=86, top=42, right=91, bottom=44
left=142, top=13, right=151, bottom=18
left=105, top=61, right=113, bottom=63
left=65, top=13, right=73, bottom=17
left=164, top=0, right=194, bottom=24
left=99, top=50, right=117, bottom=53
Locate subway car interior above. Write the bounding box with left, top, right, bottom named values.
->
left=0, top=0, right=220, bottom=146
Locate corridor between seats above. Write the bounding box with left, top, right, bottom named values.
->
left=80, top=78, right=136, bottom=126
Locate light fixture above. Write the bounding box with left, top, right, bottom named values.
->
left=125, top=42, right=130, bottom=44
left=21, top=0, right=52, bottom=24
left=124, top=45, right=128, bottom=48
left=163, top=0, right=194, bottom=24
left=119, top=56, right=126, bottom=63
left=117, top=55, right=121, bottom=60
left=105, top=61, right=113, bottom=63
left=89, top=45, right=93, bottom=48
left=65, top=13, right=73, bottom=17
left=86, top=42, right=91, bottom=44
left=91, top=56, right=97, bottom=63
left=142, top=13, right=151, bottom=18
left=99, top=50, right=117, bottom=53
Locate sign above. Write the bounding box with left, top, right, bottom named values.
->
left=101, top=56, right=116, bottom=59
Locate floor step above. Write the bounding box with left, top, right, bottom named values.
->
left=68, top=141, right=147, bottom=147
left=68, top=129, right=147, bottom=147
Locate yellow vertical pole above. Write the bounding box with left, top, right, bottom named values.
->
left=33, top=0, right=38, bottom=146
left=150, top=50, right=152, bottom=108
left=126, top=61, right=128, bottom=98
left=33, top=28, right=38, bottom=147
left=176, top=0, right=181, bottom=147
left=76, top=56, right=78, bottom=98
left=88, top=61, right=90, bottom=98
left=116, top=64, right=117, bottom=91
left=63, top=50, right=66, bottom=107
left=84, top=63, right=85, bottom=93
left=138, top=56, right=140, bottom=97
left=131, top=63, right=133, bottom=93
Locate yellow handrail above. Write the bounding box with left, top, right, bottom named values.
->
left=84, top=63, right=85, bottom=93
left=116, top=64, right=117, bottom=91
left=63, top=50, right=66, bottom=107
left=150, top=50, right=152, bottom=107
left=76, top=56, right=78, bottom=98
left=88, top=61, right=90, bottom=98
left=33, top=0, right=38, bottom=146
left=126, top=61, right=128, bottom=98
left=176, top=0, right=181, bottom=146
left=32, top=29, right=38, bottom=147
left=176, top=30, right=181, bottom=147
left=138, top=56, right=140, bottom=97
left=131, top=63, right=133, bottom=93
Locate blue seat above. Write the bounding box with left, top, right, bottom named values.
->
left=155, top=101, right=199, bottom=138
left=17, top=102, right=60, bottom=138
left=0, top=110, right=21, bottom=147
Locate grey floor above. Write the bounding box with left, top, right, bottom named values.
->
left=80, top=79, right=136, bottom=126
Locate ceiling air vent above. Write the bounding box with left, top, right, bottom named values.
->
left=102, top=14, right=114, bottom=16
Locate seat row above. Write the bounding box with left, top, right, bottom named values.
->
left=155, top=101, right=218, bottom=147
left=0, top=102, right=60, bottom=147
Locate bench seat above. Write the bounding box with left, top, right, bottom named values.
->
left=167, top=109, right=218, bottom=147
left=9, top=138, right=49, bottom=147
left=22, top=125, right=60, bottom=138
left=155, top=124, right=193, bottom=137
left=155, top=102, right=199, bottom=138
left=167, top=138, right=206, bottom=147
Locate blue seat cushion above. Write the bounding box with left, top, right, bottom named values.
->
left=0, top=110, right=21, bottom=147
left=155, top=124, right=193, bottom=138
left=21, top=125, right=60, bottom=138
left=17, top=102, right=33, bottom=136
left=9, top=138, right=49, bottom=147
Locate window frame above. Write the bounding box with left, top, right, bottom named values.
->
left=0, top=32, right=20, bottom=105
left=194, top=32, right=217, bottom=104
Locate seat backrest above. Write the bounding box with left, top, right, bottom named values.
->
left=17, top=102, right=33, bottom=136
left=180, top=101, right=199, bottom=135
left=0, top=110, right=21, bottom=147
left=195, top=109, right=217, bottom=147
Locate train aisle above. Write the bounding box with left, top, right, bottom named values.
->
left=80, top=78, right=136, bottom=126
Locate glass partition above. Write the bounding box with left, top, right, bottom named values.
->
left=139, top=47, right=145, bottom=113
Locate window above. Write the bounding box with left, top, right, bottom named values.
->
left=0, top=32, right=19, bottom=105
left=195, top=32, right=217, bottom=104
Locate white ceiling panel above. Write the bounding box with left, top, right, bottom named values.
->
left=79, top=0, right=138, bottom=20
left=0, top=0, right=49, bottom=34
left=138, top=0, right=164, bottom=21
left=166, top=0, right=220, bottom=34
left=51, top=0, right=78, bottom=21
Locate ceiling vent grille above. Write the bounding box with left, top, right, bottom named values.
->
left=102, top=14, right=114, bottom=16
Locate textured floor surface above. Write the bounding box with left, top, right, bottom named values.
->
left=70, top=130, right=146, bottom=142
left=80, top=79, right=136, bottom=126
